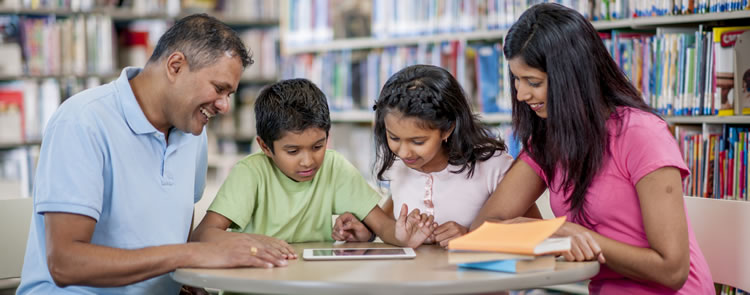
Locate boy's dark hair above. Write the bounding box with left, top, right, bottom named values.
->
left=148, top=13, right=253, bottom=70
left=254, top=79, right=331, bottom=152
left=504, top=3, right=655, bottom=225
left=374, top=64, right=507, bottom=181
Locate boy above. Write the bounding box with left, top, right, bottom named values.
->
left=191, top=79, right=433, bottom=259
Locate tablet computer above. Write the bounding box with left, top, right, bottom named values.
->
left=302, top=247, right=416, bottom=260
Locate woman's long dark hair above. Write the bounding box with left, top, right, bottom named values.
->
left=504, top=3, right=655, bottom=224
left=374, top=64, right=507, bottom=181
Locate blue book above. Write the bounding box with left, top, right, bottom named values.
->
left=458, top=256, right=555, bottom=273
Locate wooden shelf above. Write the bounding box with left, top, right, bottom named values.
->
left=330, top=110, right=374, bottom=123
left=0, top=73, right=118, bottom=81
left=478, top=113, right=512, bottom=124
left=328, top=111, right=511, bottom=124
left=0, top=7, right=279, bottom=24
left=283, top=30, right=506, bottom=54
left=282, top=10, right=750, bottom=54
left=592, top=10, right=750, bottom=30
left=0, top=141, right=41, bottom=150
left=665, top=115, right=750, bottom=124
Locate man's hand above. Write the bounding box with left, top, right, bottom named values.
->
left=332, top=212, right=373, bottom=242
left=190, top=233, right=294, bottom=269
left=394, top=204, right=437, bottom=248
left=432, top=221, right=468, bottom=248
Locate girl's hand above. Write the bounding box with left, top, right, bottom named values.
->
left=332, top=212, right=373, bottom=242
left=433, top=221, right=468, bottom=248
left=395, top=204, right=437, bottom=248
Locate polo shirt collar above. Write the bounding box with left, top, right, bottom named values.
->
left=116, top=67, right=159, bottom=135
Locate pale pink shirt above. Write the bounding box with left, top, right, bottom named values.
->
left=521, top=107, right=713, bottom=294
left=386, top=152, right=513, bottom=228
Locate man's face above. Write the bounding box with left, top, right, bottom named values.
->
left=169, top=54, right=243, bottom=135
left=259, top=128, right=328, bottom=182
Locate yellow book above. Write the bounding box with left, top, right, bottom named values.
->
left=448, top=217, right=570, bottom=255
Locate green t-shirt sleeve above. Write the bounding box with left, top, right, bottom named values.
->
left=329, top=152, right=381, bottom=220
left=207, top=160, right=258, bottom=231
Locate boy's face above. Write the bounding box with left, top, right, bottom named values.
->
left=259, top=128, right=328, bottom=182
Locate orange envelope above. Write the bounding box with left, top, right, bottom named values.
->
left=448, top=217, right=569, bottom=255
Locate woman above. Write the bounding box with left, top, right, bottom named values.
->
left=472, top=3, right=714, bottom=294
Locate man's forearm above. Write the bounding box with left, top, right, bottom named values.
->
left=48, top=241, right=197, bottom=287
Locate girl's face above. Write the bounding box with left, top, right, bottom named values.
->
left=384, top=111, right=452, bottom=173
left=508, top=58, right=549, bottom=118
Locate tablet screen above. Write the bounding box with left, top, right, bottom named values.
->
left=313, top=248, right=407, bottom=256
left=303, top=247, right=416, bottom=260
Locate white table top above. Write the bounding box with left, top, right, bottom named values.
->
left=172, top=242, right=599, bottom=295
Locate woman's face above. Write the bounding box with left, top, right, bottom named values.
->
left=509, top=58, right=549, bottom=118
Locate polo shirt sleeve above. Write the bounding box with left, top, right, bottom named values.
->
left=616, top=119, right=690, bottom=186
left=208, top=160, right=258, bottom=231
left=193, top=130, right=208, bottom=203
left=329, top=152, right=381, bottom=220
left=34, top=119, right=105, bottom=221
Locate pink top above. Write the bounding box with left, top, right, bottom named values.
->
left=386, top=152, right=514, bottom=228
left=520, top=107, right=714, bottom=294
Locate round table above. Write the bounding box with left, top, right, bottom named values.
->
left=172, top=242, right=599, bottom=295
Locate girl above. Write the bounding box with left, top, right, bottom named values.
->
left=333, top=64, right=539, bottom=248
left=472, top=3, right=714, bottom=294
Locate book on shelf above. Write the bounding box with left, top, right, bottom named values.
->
left=676, top=123, right=749, bottom=201
left=0, top=15, right=23, bottom=77
left=0, top=82, right=24, bottom=144
left=282, top=40, right=511, bottom=114
left=735, top=31, right=750, bottom=116
left=448, top=217, right=570, bottom=255
left=713, top=26, right=750, bottom=116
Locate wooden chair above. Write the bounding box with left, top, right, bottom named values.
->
left=684, top=197, right=750, bottom=292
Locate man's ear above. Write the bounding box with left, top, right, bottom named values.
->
left=165, top=52, right=188, bottom=83
left=256, top=136, right=273, bottom=157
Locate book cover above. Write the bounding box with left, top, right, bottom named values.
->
left=458, top=256, right=556, bottom=273
left=712, top=26, right=750, bottom=116
left=448, top=251, right=534, bottom=265
left=734, top=31, right=750, bottom=115
left=448, top=217, right=570, bottom=255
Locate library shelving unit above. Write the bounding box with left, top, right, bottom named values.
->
left=0, top=2, right=280, bottom=203
left=279, top=1, right=750, bottom=294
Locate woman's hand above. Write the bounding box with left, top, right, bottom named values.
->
left=554, top=222, right=605, bottom=263
left=432, top=221, right=468, bottom=248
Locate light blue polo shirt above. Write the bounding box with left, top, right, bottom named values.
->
left=17, top=67, right=207, bottom=295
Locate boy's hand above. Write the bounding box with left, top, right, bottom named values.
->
left=432, top=221, right=468, bottom=248
left=332, top=212, right=373, bottom=242
left=395, top=204, right=437, bottom=248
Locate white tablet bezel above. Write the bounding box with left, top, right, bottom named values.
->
left=302, top=247, right=416, bottom=260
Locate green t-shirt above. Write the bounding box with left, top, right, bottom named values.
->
left=208, top=149, right=381, bottom=243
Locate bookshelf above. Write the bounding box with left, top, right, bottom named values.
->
left=666, top=115, right=750, bottom=124
left=0, top=0, right=281, bottom=202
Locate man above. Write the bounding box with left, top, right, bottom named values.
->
left=17, top=14, right=288, bottom=294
